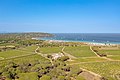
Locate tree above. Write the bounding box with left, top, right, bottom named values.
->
left=58, top=56, right=69, bottom=61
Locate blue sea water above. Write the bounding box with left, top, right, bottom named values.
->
left=39, top=33, right=120, bottom=44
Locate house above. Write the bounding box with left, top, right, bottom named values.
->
left=52, top=53, right=64, bottom=60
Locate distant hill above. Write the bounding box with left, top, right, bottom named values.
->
left=0, top=32, right=53, bottom=39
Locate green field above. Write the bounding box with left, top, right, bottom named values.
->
left=0, top=46, right=37, bottom=59
left=0, top=54, right=50, bottom=65
left=0, top=41, right=120, bottom=80
left=18, top=72, right=38, bottom=80
left=39, top=47, right=63, bottom=54
left=79, top=61, right=120, bottom=80
left=98, top=50, right=120, bottom=55
left=95, top=47, right=120, bottom=60
left=0, top=50, right=33, bottom=59
left=18, top=46, right=37, bottom=52
left=64, top=46, right=96, bottom=57
left=108, top=55, right=120, bottom=60
left=78, top=57, right=107, bottom=62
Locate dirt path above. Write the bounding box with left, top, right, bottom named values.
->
left=35, top=46, right=54, bottom=65
left=79, top=68, right=102, bottom=80
left=90, top=46, right=100, bottom=57
left=90, top=46, right=117, bottom=61
left=62, top=47, right=77, bottom=60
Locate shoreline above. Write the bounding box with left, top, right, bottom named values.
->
left=47, top=40, right=118, bottom=46
left=33, top=38, right=120, bottom=46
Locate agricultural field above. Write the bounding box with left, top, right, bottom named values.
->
left=99, top=50, right=120, bottom=56
left=67, top=57, right=107, bottom=64
left=18, top=45, right=37, bottom=52
left=92, top=46, right=120, bottom=60
left=64, top=46, right=96, bottom=57
left=0, top=46, right=37, bottom=59
left=0, top=54, right=50, bottom=65
left=39, top=47, right=63, bottom=54
left=108, top=55, right=120, bottom=60
left=79, top=61, right=120, bottom=80
left=0, top=50, right=32, bottom=59
left=0, top=35, right=120, bottom=80
left=64, top=45, right=120, bottom=80
left=18, top=72, right=38, bottom=80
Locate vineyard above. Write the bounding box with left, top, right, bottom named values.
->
left=0, top=37, right=120, bottom=80
left=39, top=47, right=63, bottom=54
left=64, top=46, right=96, bottom=57
left=79, top=61, right=120, bottom=80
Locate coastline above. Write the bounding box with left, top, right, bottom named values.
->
left=33, top=38, right=119, bottom=46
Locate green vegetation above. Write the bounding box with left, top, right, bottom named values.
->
left=0, top=33, right=120, bottom=80
left=92, top=46, right=120, bottom=60
left=0, top=50, right=32, bottom=58
left=108, top=55, right=120, bottom=60
left=18, top=72, right=38, bottom=80
left=76, top=76, right=86, bottom=80
left=18, top=46, right=37, bottom=52
left=99, top=50, right=120, bottom=55
left=79, top=61, right=120, bottom=80
left=0, top=32, right=52, bottom=40
left=64, top=46, right=96, bottom=57
left=39, top=47, right=63, bottom=54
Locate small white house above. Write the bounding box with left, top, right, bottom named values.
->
left=52, top=53, right=64, bottom=60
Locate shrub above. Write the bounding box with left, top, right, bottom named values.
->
left=58, top=56, right=69, bottom=61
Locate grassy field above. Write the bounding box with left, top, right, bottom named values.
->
left=0, top=46, right=37, bottom=59
left=0, top=54, right=50, bottom=66
left=98, top=50, right=120, bottom=55
left=93, top=46, right=120, bottom=60
left=77, top=57, right=107, bottom=62
left=0, top=50, right=33, bottom=58
left=18, top=72, right=38, bottom=80
left=64, top=46, right=96, bottom=57
left=108, top=55, right=120, bottom=60
left=79, top=61, right=120, bottom=80
left=64, top=45, right=120, bottom=80
left=39, top=47, right=63, bottom=54
left=0, top=42, right=120, bottom=80
left=18, top=46, right=37, bottom=52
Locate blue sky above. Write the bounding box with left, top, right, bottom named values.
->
left=0, top=0, right=120, bottom=33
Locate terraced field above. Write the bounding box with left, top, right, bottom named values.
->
left=64, top=46, right=96, bottom=57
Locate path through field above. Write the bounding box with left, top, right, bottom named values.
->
left=62, top=47, right=77, bottom=59
left=90, top=46, right=120, bottom=61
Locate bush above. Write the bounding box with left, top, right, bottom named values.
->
left=58, top=56, right=69, bottom=61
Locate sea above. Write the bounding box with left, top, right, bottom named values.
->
left=38, top=33, right=120, bottom=44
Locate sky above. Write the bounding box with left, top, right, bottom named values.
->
left=0, top=0, right=120, bottom=33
